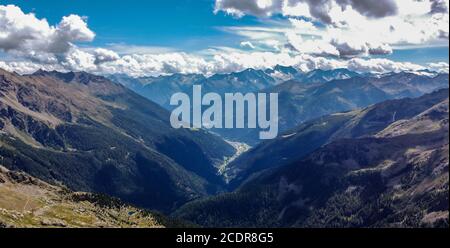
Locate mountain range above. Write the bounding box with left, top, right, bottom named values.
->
left=174, top=89, right=449, bottom=227
left=224, top=89, right=450, bottom=188
left=108, top=67, right=448, bottom=145
left=107, top=66, right=360, bottom=110
left=0, top=66, right=448, bottom=228
left=0, top=68, right=235, bottom=213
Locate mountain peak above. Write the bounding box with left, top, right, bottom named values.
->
left=268, top=65, right=299, bottom=74
left=292, top=68, right=360, bottom=84
left=32, top=70, right=107, bottom=84
left=239, top=68, right=266, bottom=76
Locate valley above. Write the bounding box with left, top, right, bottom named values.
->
left=218, top=141, right=251, bottom=184
left=0, top=0, right=449, bottom=233
left=0, top=68, right=235, bottom=213
left=174, top=89, right=449, bottom=227
left=1, top=66, right=449, bottom=228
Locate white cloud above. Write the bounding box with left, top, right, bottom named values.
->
left=285, top=29, right=393, bottom=58
left=428, top=62, right=449, bottom=73
left=240, top=41, right=256, bottom=49
left=93, top=48, right=120, bottom=64
left=61, top=49, right=97, bottom=71
left=289, top=18, right=317, bottom=32
left=330, top=37, right=369, bottom=57
left=368, top=42, right=393, bottom=55
left=430, top=0, right=449, bottom=14
left=50, top=15, right=95, bottom=53
left=0, top=3, right=448, bottom=78
left=215, top=0, right=399, bottom=24
left=220, top=26, right=286, bottom=40
left=0, top=4, right=95, bottom=63
left=259, top=39, right=282, bottom=51
left=0, top=60, right=63, bottom=74
left=4, top=48, right=443, bottom=78
left=286, top=31, right=340, bottom=57
left=216, top=0, right=449, bottom=52
left=330, top=37, right=393, bottom=57
left=347, top=58, right=425, bottom=73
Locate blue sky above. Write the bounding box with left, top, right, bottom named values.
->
left=0, top=0, right=448, bottom=75
left=1, top=0, right=263, bottom=50
left=388, top=46, right=449, bottom=65
left=2, top=0, right=446, bottom=62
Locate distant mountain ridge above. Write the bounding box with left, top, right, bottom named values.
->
left=232, top=71, right=448, bottom=144
left=296, top=68, right=360, bottom=84
left=106, top=67, right=363, bottom=109
left=108, top=67, right=448, bottom=145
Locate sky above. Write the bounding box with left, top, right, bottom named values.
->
left=0, top=0, right=449, bottom=76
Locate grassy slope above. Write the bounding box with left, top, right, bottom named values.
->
left=0, top=166, right=191, bottom=228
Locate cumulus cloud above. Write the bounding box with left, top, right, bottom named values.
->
left=330, top=38, right=393, bottom=57
left=368, top=43, right=393, bottom=55
left=215, top=0, right=398, bottom=24
left=428, top=62, right=449, bottom=73
left=0, top=5, right=95, bottom=63
left=214, top=0, right=279, bottom=17
left=0, top=60, right=63, bottom=74
left=3, top=48, right=444, bottom=78
left=0, top=3, right=447, bottom=78
left=330, top=38, right=368, bottom=57
left=347, top=58, right=425, bottom=73
left=289, top=18, right=317, bottom=31
left=217, top=0, right=448, bottom=54
left=285, top=30, right=393, bottom=58
left=286, top=32, right=340, bottom=57
left=335, top=0, right=398, bottom=18
left=430, top=0, right=449, bottom=14
left=61, top=49, right=97, bottom=71
left=93, top=48, right=120, bottom=64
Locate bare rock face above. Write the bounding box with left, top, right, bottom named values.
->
left=40, top=218, right=68, bottom=227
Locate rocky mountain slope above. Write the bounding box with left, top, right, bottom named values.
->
left=258, top=72, right=448, bottom=144
left=0, top=165, right=187, bottom=228
left=0, top=68, right=235, bottom=213
left=225, top=89, right=450, bottom=188
left=174, top=91, right=449, bottom=228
